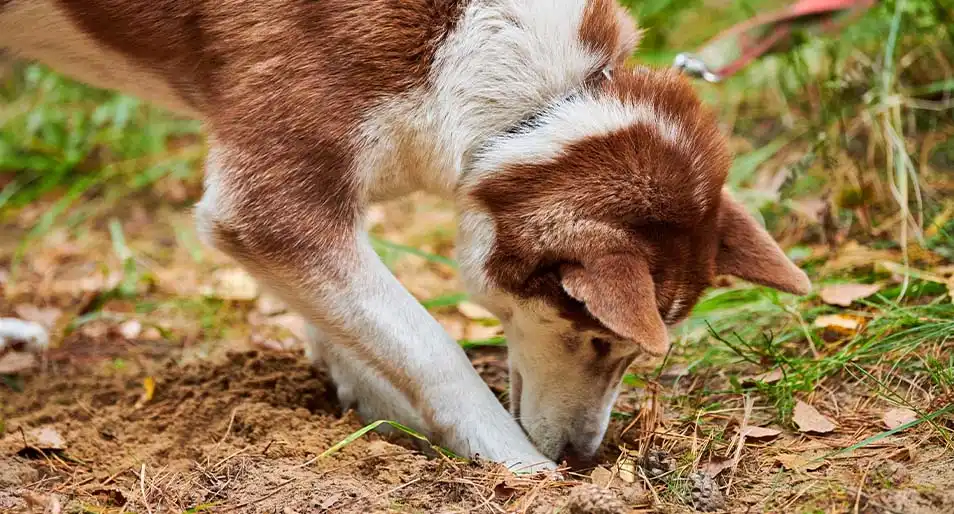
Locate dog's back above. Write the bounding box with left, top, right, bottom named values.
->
left=0, top=0, right=198, bottom=114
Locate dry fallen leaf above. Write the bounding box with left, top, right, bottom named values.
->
left=135, top=376, right=156, bottom=409
left=202, top=268, right=259, bottom=301
left=590, top=466, right=614, bottom=487
left=741, top=426, right=782, bottom=439
left=743, top=369, right=784, bottom=385
left=617, top=455, right=637, bottom=483
left=0, top=352, right=38, bottom=374
left=457, top=301, right=496, bottom=320
left=700, top=458, right=734, bottom=477
left=465, top=322, right=503, bottom=341
left=256, top=294, right=287, bottom=316
left=14, top=304, right=62, bottom=329
left=793, top=401, right=836, bottom=434
left=775, top=452, right=826, bottom=472
left=882, top=408, right=918, bottom=430
left=819, top=283, right=881, bottom=307
left=142, top=376, right=156, bottom=401
left=813, top=314, right=863, bottom=335
left=822, top=243, right=899, bottom=272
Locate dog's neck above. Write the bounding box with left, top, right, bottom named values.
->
left=356, top=1, right=632, bottom=204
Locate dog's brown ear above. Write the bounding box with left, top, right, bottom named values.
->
left=560, top=255, right=669, bottom=356
left=716, top=192, right=812, bottom=295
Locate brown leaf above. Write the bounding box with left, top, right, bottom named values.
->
left=0, top=352, right=38, bottom=374
left=813, top=314, right=863, bottom=335
left=775, top=452, right=826, bottom=472
left=882, top=408, right=918, bottom=430
left=590, top=466, right=614, bottom=487
left=819, top=283, right=881, bottom=307
left=741, top=426, right=782, bottom=439
left=700, top=458, right=734, bottom=477
left=793, top=401, right=836, bottom=434
left=742, top=369, right=784, bottom=386
left=201, top=268, right=259, bottom=301
left=465, top=322, right=503, bottom=341
left=13, top=304, right=62, bottom=329
left=457, top=301, right=496, bottom=320
left=255, top=294, right=287, bottom=316
left=822, top=243, right=898, bottom=272
left=616, top=455, right=637, bottom=483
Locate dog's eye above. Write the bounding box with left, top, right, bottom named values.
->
left=591, top=337, right=612, bottom=358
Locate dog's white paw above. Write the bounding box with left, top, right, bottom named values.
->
left=0, top=318, right=49, bottom=353
left=501, top=456, right=559, bottom=475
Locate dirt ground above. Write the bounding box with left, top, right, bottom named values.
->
left=2, top=190, right=953, bottom=514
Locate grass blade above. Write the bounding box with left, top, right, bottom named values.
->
left=317, top=420, right=461, bottom=460
left=458, top=336, right=507, bottom=349
left=369, top=235, right=457, bottom=269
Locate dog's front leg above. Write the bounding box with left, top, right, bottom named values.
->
left=195, top=154, right=551, bottom=472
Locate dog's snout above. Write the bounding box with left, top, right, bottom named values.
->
left=560, top=441, right=598, bottom=469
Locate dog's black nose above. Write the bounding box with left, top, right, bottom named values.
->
left=561, top=442, right=598, bottom=470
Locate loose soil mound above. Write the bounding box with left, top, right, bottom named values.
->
left=1, top=350, right=607, bottom=513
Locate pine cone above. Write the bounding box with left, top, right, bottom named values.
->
left=639, top=449, right=675, bottom=479
left=564, top=484, right=627, bottom=514
left=689, top=471, right=726, bottom=512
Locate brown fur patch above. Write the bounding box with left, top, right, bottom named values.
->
left=51, top=0, right=469, bottom=266
left=579, top=0, right=641, bottom=67
left=472, top=67, right=731, bottom=335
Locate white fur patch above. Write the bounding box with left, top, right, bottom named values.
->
left=470, top=93, right=686, bottom=179
left=354, top=0, right=611, bottom=201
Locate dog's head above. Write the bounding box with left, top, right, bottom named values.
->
left=456, top=67, right=810, bottom=462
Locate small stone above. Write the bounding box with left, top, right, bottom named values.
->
left=564, top=484, right=627, bottom=514
left=118, top=320, right=142, bottom=340
left=689, top=471, right=726, bottom=512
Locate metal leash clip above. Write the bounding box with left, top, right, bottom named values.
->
left=673, top=0, right=877, bottom=82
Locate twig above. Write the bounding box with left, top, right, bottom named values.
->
left=139, top=463, right=154, bottom=514
left=211, top=406, right=239, bottom=461
left=518, top=473, right=554, bottom=514
left=637, top=467, right=662, bottom=508
left=853, top=461, right=874, bottom=514
left=211, top=445, right=251, bottom=471
left=726, top=394, right=754, bottom=494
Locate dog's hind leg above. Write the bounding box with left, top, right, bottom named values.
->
left=195, top=146, right=552, bottom=472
